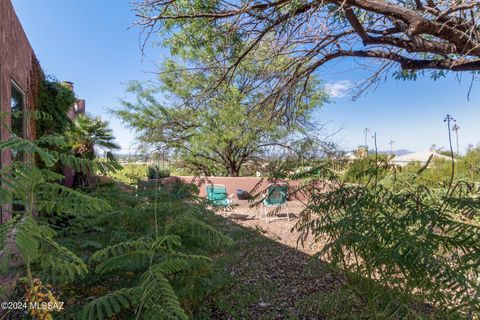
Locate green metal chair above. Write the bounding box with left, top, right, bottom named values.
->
left=206, top=184, right=234, bottom=213
left=262, top=184, right=289, bottom=222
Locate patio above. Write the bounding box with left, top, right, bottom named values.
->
left=212, top=198, right=325, bottom=255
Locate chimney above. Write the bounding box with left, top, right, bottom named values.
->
left=75, top=99, right=86, bottom=114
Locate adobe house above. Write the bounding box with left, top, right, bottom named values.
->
left=0, top=0, right=85, bottom=222
left=0, top=0, right=41, bottom=223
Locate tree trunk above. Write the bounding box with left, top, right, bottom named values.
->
left=226, top=162, right=241, bottom=177
left=227, top=167, right=240, bottom=177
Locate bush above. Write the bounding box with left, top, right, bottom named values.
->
left=0, top=128, right=228, bottom=319
left=0, top=131, right=114, bottom=318
left=74, top=183, right=231, bottom=319
left=342, top=154, right=391, bottom=184
left=147, top=165, right=170, bottom=179
left=107, top=163, right=146, bottom=185
left=295, top=162, right=480, bottom=318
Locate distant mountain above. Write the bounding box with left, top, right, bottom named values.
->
left=377, top=149, right=411, bottom=156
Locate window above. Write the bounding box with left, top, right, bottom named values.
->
left=11, top=81, right=25, bottom=138
left=11, top=82, right=25, bottom=163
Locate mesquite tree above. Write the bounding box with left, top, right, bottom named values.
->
left=115, top=25, right=328, bottom=176
left=115, top=75, right=326, bottom=176
left=135, top=0, right=480, bottom=104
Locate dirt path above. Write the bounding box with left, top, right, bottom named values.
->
left=207, top=202, right=342, bottom=319
left=220, top=199, right=326, bottom=254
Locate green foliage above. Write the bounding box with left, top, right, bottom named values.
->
left=37, top=77, right=76, bottom=136
left=380, top=147, right=480, bottom=189
left=115, top=22, right=327, bottom=176
left=0, top=120, right=233, bottom=319
left=342, top=146, right=480, bottom=188
left=72, top=182, right=232, bottom=319
left=0, top=132, right=111, bottom=291
left=79, top=288, right=139, bottom=320
left=393, top=69, right=418, bottom=81
left=0, top=214, right=87, bottom=281
left=81, top=235, right=204, bottom=319
left=68, top=113, right=120, bottom=161
left=342, top=153, right=392, bottom=184
left=67, top=113, right=121, bottom=187
left=106, top=163, right=147, bottom=185
left=295, top=159, right=480, bottom=318
left=107, top=163, right=181, bottom=185
left=147, top=164, right=170, bottom=179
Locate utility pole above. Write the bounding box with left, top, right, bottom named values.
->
left=452, top=123, right=460, bottom=155
left=363, top=128, right=370, bottom=150
left=389, top=140, right=395, bottom=155
left=443, top=114, right=456, bottom=158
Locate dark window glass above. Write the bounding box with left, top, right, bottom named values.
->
left=10, top=84, right=26, bottom=215
left=11, top=84, right=24, bottom=138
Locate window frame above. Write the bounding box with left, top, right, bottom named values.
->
left=10, top=79, right=27, bottom=139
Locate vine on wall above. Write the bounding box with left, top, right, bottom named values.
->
left=37, top=77, right=76, bottom=137
left=27, top=54, right=76, bottom=138
left=27, top=54, right=43, bottom=140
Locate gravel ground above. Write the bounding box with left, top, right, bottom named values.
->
left=207, top=199, right=342, bottom=319
left=218, top=199, right=325, bottom=255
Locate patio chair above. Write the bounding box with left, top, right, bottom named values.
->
left=262, top=183, right=289, bottom=222
left=206, top=184, right=234, bottom=214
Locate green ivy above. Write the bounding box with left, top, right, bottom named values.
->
left=37, top=76, right=76, bottom=136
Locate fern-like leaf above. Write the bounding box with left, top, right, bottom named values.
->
left=79, top=287, right=140, bottom=320
left=138, top=266, right=188, bottom=320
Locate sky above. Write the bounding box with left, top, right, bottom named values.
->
left=11, top=0, right=480, bottom=154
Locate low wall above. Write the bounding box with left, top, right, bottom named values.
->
left=174, top=176, right=326, bottom=201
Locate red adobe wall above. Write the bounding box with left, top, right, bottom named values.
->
left=0, top=0, right=41, bottom=222
left=176, top=176, right=326, bottom=201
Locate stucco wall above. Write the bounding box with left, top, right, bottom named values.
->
left=176, top=176, right=327, bottom=201
left=0, top=0, right=40, bottom=222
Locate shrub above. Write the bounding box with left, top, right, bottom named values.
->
left=294, top=162, right=480, bottom=318
left=0, top=114, right=225, bottom=319
left=147, top=164, right=170, bottom=179
left=107, top=163, right=146, bottom=185
left=0, top=131, right=113, bottom=316
left=76, top=184, right=231, bottom=319
left=342, top=154, right=392, bottom=184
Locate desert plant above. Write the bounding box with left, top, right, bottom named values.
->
left=0, top=132, right=113, bottom=309
left=294, top=157, right=480, bottom=318
left=67, top=113, right=121, bottom=186
left=68, top=114, right=120, bottom=161
left=0, top=130, right=232, bottom=319
left=342, top=153, right=393, bottom=184
left=107, top=163, right=146, bottom=185
left=77, top=182, right=232, bottom=319
left=147, top=165, right=170, bottom=179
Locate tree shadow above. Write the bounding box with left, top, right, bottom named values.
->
left=201, top=210, right=454, bottom=320
left=201, top=210, right=342, bottom=319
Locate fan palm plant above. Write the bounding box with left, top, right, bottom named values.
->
left=69, top=114, right=120, bottom=160
left=68, top=114, right=121, bottom=186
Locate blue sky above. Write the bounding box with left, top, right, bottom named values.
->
left=12, top=0, right=480, bottom=154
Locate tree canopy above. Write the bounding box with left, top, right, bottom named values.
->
left=115, top=61, right=326, bottom=176
left=135, top=0, right=480, bottom=102
left=116, top=4, right=333, bottom=177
